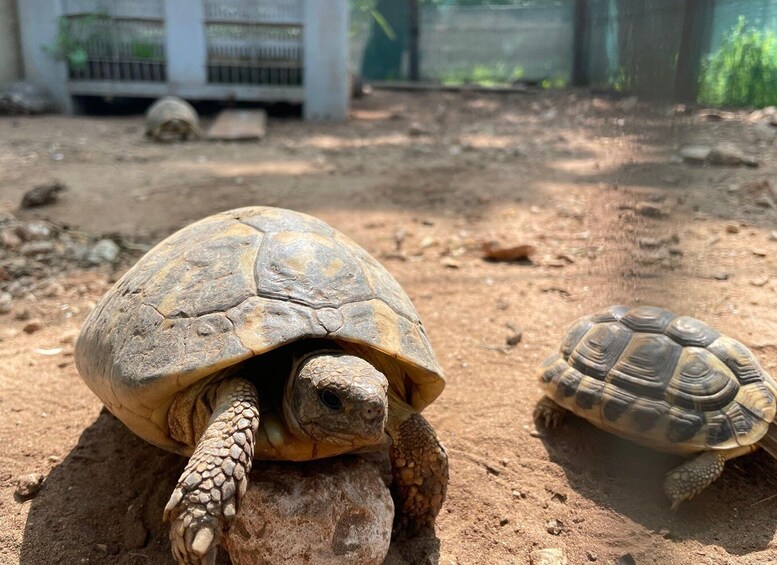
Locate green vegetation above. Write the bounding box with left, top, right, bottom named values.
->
left=699, top=16, right=777, bottom=107
left=42, top=16, right=103, bottom=71
left=439, top=63, right=524, bottom=86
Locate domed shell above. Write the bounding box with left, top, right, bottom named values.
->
left=145, top=96, right=199, bottom=132
left=537, top=305, right=777, bottom=453
left=76, top=207, right=445, bottom=451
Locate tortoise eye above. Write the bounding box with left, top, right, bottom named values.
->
left=319, top=388, right=343, bottom=411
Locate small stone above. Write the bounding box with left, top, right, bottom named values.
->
left=713, top=272, right=729, bottom=281
left=225, top=457, right=393, bottom=565
left=20, top=240, right=55, bottom=256
left=709, top=142, right=758, bottom=167
left=725, top=223, right=740, bottom=234
left=0, top=292, right=12, bottom=314
left=14, top=307, right=31, bottom=321
left=482, top=241, right=536, bottom=262
left=751, top=276, right=769, bottom=287
left=15, top=221, right=51, bottom=241
left=506, top=327, right=522, bottom=347
left=499, top=517, right=509, bottom=527
left=530, top=547, right=568, bottom=565
left=123, top=519, right=148, bottom=550
left=86, top=239, right=120, bottom=265
left=616, top=554, right=637, bottom=565
left=1, top=228, right=22, bottom=249
left=20, top=181, right=66, bottom=208
left=586, top=550, right=598, bottom=561
left=752, top=248, right=767, bottom=257
left=408, top=122, right=428, bottom=137
left=635, top=202, right=665, bottom=217
left=545, top=519, right=564, bottom=535
left=96, top=543, right=108, bottom=553
left=23, top=320, right=43, bottom=334
left=441, top=257, right=461, bottom=269
left=679, top=145, right=711, bottom=163
left=15, top=472, right=45, bottom=499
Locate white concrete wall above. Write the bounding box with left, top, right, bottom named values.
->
left=0, top=0, right=21, bottom=87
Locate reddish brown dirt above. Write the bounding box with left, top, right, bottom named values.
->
left=2, top=90, right=777, bottom=565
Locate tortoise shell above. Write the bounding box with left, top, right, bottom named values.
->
left=75, top=207, right=445, bottom=452
left=537, top=305, right=777, bottom=454
left=145, top=96, right=200, bottom=134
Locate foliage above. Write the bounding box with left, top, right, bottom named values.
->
left=699, top=16, right=777, bottom=107
left=42, top=16, right=104, bottom=71
left=351, top=0, right=395, bottom=40
left=438, top=63, right=524, bottom=86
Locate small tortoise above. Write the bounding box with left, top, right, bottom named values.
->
left=145, top=96, right=203, bottom=141
left=75, top=207, right=448, bottom=564
left=535, top=305, right=777, bottom=509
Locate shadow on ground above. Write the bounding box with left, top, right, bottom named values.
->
left=538, top=413, right=777, bottom=556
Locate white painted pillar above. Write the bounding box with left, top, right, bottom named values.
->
left=303, top=0, right=349, bottom=121
left=164, top=0, right=207, bottom=89
left=16, top=0, right=73, bottom=113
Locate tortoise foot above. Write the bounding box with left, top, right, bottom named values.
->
left=533, top=396, right=566, bottom=429
left=164, top=378, right=260, bottom=565
left=388, top=402, right=448, bottom=537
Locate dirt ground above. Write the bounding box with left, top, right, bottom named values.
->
left=2, top=89, right=777, bottom=565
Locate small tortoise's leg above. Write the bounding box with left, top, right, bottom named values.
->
left=664, top=445, right=756, bottom=511
left=386, top=392, right=448, bottom=537
left=163, top=377, right=259, bottom=565
left=533, top=396, right=567, bottom=429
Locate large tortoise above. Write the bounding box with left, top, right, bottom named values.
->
left=535, top=305, right=777, bottom=509
left=75, top=207, right=448, bottom=564
left=145, top=96, right=203, bottom=141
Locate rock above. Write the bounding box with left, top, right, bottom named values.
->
left=708, top=142, right=758, bottom=167
left=586, top=550, right=598, bottom=561
left=20, top=241, right=55, bottom=256
left=20, top=181, right=66, bottom=209
left=14, top=307, right=31, bottom=321
left=545, top=519, right=564, bottom=535
left=123, top=505, right=148, bottom=550
left=86, top=239, right=120, bottom=265
left=0, top=291, right=11, bottom=314
left=635, top=202, right=665, bottom=217
left=408, top=122, right=428, bottom=137
left=725, top=223, right=740, bottom=234
left=0, top=228, right=22, bottom=250
left=482, top=241, right=536, bottom=262
left=679, top=145, right=711, bottom=163
left=224, top=456, right=393, bottom=565
left=530, top=547, right=568, bottom=565
left=15, top=221, right=52, bottom=241
left=15, top=472, right=45, bottom=499
left=752, top=122, right=777, bottom=143
left=506, top=326, right=522, bottom=346
left=617, top=554, right=637, bottom=565
left=23, top=320, right=43, bottom=334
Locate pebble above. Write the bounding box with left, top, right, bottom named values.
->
left=0, top=291, right=11, bottom=314
left=15, top=472, right=45, bottom=499
left=545, top=519, right=564, bottom=535
left=635, top=202, right=665, bottom=217
left=530, top=547, right=568, bottom=565
left=23, top=320, right=43, bottom=334
left=616, top=554, right=637, bottom=565
left=86, top=239, right=120, bottom=265
left=586, top=550, right=598, bottom=561
left=506, top=329, right=523, bottom=346
left=725, top=223, right=740, bottom=234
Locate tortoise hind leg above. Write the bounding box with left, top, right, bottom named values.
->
left=386, top=392, right=448, bottom=536
left=163, top=377, right=260, bottom=565
left=663, top=445, right=756, bottom=511
left=533, top=396, right=567, bottom=429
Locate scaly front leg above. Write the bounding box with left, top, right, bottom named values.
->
left=163, top=378, right=260, bottom=565
left=387, top=392, right=448, bottom=536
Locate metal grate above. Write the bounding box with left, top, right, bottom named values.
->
left=62, top=0, right=166, bottom=82
left=205, top=0, right=303, bottom=86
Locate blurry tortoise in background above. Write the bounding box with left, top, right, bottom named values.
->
left=75, top=206, right=448, bottom=564
left=145, top=96, right=203, bottom=141
left=0, top=81, right=53, bottom=115
left=535, top=305, right=777, bottom=510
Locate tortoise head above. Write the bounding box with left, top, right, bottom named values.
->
left=283, top=350, right=389, bottom=448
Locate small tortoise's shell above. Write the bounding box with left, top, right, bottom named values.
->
left=76, top=207, right=444, bottom=452
left=538, top=305, right=777, bottom=454
left=145, top=96, right=200, bottom=135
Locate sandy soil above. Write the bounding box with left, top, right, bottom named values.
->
left=2, top=89, right=777, bottom=565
